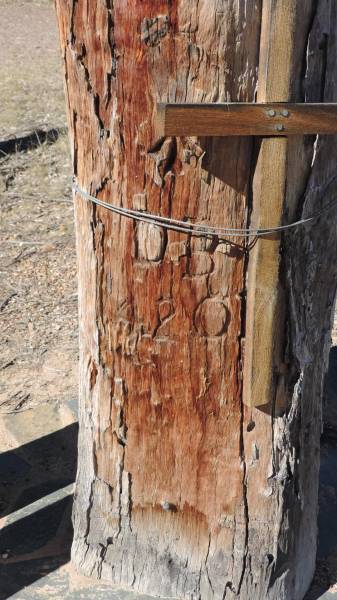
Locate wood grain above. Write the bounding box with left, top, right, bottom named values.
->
left=55, top=1, right=261, bottom=596
left=54, top=0, right=337, bottom=598
left=155, top=102, right=337, bottom=137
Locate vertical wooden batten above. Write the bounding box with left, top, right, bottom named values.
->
left=243, top=1, right=311, bottom=408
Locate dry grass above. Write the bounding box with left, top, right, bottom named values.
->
left=0, top=0, right=66, bottom=139
left=0, top=0, right=77, bottom=423
left=0, top=133, right=78, bottom=414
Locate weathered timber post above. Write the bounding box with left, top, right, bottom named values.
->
left=55, top=1, right=337, bottom=598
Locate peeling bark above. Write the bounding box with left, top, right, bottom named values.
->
left=54, top=1, right=337, bottom=598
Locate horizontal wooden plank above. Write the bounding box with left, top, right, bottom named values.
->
left=155, top=103, right=337, bottom=137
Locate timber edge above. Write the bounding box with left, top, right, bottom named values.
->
left=155, top=102, right=337, bottom=138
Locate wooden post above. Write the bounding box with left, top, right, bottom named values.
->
left=55, top=1, right=337, bottom=598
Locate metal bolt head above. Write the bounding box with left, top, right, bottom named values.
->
left=161, top=500, right=177, bottom=512
left=267, top=109, right=276, bottom=117
left=281, top=109, right=290, bottom=117
left=275, top=123, right=285, bottom=132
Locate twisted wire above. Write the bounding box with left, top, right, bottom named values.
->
left=73, top=182, right=337, bottom=240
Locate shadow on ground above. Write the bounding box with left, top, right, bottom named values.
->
left=0, top=422, right=78, bottom=518
left=0, top=423, right=77, bottom=599
left=0, top=126, right=68, bottom=155
left=0, top=496, right=73, bottom=600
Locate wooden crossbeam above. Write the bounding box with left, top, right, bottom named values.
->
left=155, top=102, right=337, bottom=137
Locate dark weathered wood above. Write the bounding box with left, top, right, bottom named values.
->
left=155, top=102, right=337, bottom=137
left=54, top=0, right=337, bottom=599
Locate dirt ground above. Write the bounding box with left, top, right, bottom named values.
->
left=0, top=2, right=80, bottom=597
left=1, top=1, right=337, bottom=599
left=0, top=0, right=77, bottom=450
left=0, top=0, right=67, bottom=141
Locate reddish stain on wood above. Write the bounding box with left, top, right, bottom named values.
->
left=55, top=0, right=261, bottom=592
left=54, top=1, right=328, bottom=597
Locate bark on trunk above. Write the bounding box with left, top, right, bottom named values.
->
left=54, top=1, right=337, bottom=598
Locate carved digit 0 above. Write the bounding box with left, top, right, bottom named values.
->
left=195, top=298, right=228, bottom=336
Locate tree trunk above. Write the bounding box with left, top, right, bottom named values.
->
left=54, top=1, right=337, bottom=598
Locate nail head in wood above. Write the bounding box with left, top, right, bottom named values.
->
left=161, top=500, right=176, bottom=512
